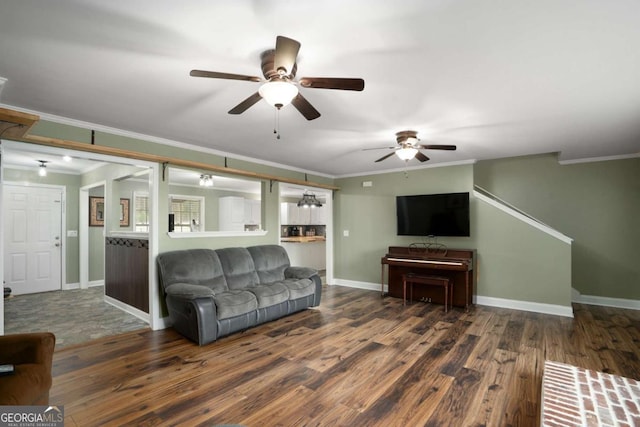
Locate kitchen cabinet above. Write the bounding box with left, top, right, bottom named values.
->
left=220, top=197, right=262, bottom=231
left=219, top=196, right=245, bottom=231
left=281, top=202, right=326, bottom=225
left=310, top=206, right=326, bottom=225
left=244, top=199, right=261, bottom=226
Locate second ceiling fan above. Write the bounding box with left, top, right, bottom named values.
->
left=190, top=36, right=365, bottom=120
left=367, top=130, right=457, bottom=163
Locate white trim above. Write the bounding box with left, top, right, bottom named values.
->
left=335, top=159, right=477, bottom=179
left=62, top=280, right=104, bottom=290
left=0, top=103, right=334, bottom=179
left=333, top=278, right=574, bottom=317
left=80, top=180, right=106, bottom=290
left=333, top=278, right=386, bottom=293
left=474, top=190, right=573, bottom=244
left=475, top=295, right=574, bottom=318
left=104, top=295, right=150, bottom=323
left=559, top=152, right=640, bottom=165
left=572, top=288, right=640, bottom=310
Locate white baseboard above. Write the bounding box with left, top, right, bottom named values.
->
left=62, top=280, right=104, bottom=290
left=475, top=295, right=573, bottom=318
left=104, top=295, right=150, bottom=323
left=333, top=278, right=574, bottom=317
left=332, top=279, right=386, bottom=293
left=572, top=288, right=640, bottom=310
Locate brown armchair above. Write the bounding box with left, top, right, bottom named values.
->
left=0, top=332, right=55, bottom=405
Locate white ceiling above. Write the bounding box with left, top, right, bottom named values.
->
left=1, top=0, right=639, bottom=177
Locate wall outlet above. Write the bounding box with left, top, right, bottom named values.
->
left=343, top=230, right=349, bottom=237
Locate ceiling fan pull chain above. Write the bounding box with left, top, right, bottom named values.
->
left=273, top=107, right=281, bottom=140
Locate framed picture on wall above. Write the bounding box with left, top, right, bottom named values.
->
left=89, top=196, right=104, bottom=227
left=120, top=198, right=130, bottom=227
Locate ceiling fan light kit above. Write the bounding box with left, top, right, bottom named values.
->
left=258, top=80, right=299, bottom=108
left=396, top=147, right=418, bottom=161
left=370, top=130, right=457, bottom=164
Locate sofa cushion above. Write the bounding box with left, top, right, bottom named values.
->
left=247, top=245, right=290, bottom=284
left=216, top=247, right=260, bottom=290
left=157, top=249, right=228, bottom=293
left=246, top=283, right=289, bottom=308
left=213, top=290, right=258, bottom=320
left=281, top=278, right=315, bottom=299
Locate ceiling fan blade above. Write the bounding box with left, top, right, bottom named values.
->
left=190, top=70, right=261, bottom=82
left=299, top=77, right=365, bottom=91
left=415, top=152, right=430, bottom=162
left=291, top=93, right=321, bottom=120
left=375, top=152, right=396, bottom=163
left=419, top=144, right=457, bottom=151
left=274, top=36, right=301, bottom=76
left=228, top=92, right=262, bottom=115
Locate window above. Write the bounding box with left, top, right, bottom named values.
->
left=169, top=195, right=204, bottom=232
left=134, top=192, right=149, bottom=232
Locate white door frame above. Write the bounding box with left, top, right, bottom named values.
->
left=278, top=183, right=334, bottom=286
left=79, top=181, right=105, bottom=290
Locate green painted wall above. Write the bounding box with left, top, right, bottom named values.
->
left=334, top=165, right=474, bottom=283
left=474, top=153, right=640, bottom=299
left=474, top=199, right=571, bottom=305
left=333, top=163, right=572, bottom=307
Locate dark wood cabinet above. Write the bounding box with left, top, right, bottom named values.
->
left=105, top=237, right=149, bottom=313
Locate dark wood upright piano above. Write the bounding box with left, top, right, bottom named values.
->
left=381, top=245, right=476, bottom=310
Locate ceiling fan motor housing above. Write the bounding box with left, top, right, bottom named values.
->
left=261, top=50, right=297, bottom=80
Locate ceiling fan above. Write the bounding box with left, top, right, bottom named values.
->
left=366, top=130, right=457, bottom=163
left=190, top=36, right=365, bottom=120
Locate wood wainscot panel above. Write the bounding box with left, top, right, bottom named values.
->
left=105, top=237, right=149, bottom=312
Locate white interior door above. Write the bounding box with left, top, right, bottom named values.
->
left=3, top=185, right=62, bottom=295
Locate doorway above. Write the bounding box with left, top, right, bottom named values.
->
left=2, top=184, right=64, bottom=295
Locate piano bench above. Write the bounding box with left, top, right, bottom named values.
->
left=402, top=274, right=452, bottom=312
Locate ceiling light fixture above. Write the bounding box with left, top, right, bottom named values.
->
left=395, top=147, right=418, bottom=161
left=199, top=174, right=213, bottom=187
left=258, top=80, right=299, bottom=109
left=297, top=192, right=322, bottom=208
left=37, top=160, right=48, bottom=177
left=63, top=155, right=72, bottom=162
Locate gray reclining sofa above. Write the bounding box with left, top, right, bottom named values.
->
left=157, top=244, right=322, bottom=345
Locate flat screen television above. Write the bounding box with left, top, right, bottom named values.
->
left=396, top=192, right=470, bottom=237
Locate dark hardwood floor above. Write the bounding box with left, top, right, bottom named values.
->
left=51, top=285, right=640, bottom=427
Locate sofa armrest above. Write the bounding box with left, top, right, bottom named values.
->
left=165, top=283, right=215, bottom=298
left=285, top=266, right=318, bottom=280
left=0, top=332, right=55, bottom=367
left=163, top=285, right=218, bottom=345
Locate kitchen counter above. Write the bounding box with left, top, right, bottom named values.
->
left=280, top=236, right=326, bottom=243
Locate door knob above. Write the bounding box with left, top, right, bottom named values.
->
left=55, top=243, right=61, bottom=247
